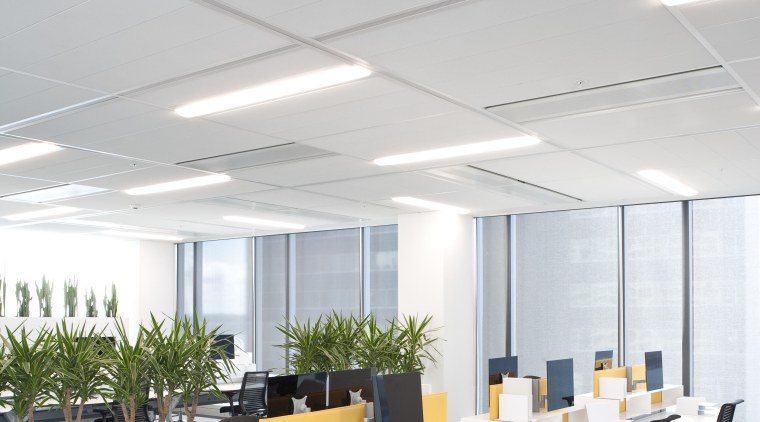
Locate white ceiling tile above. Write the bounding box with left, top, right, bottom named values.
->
left=376, top=189, right=536, bottom=214
left=300, top=111, right=533, bottom=161
left=0, top=1, right=88, bottom=38
left=128, top=48, right=343, bottom=108
left=0, top=148, right=153, bottom=183
left=0, top=0, right=188, bottom=68
left=526, top=92, right=760, bottom=149
left=678, top=0, right=760, bottom=29
left=539, top=174, right=666, bottom=202
left=699, top=17, right=760, bottom=62
left=0, top=175, right=57, bottom=196
left=730, top=59, right=760, bottom=100
left=310, top=202, right=403, bottom=220
left=0, top=72, right=104, bottom=127
left=79, top=165, right=215, bottom=190
left=229, top=155, right=392, bottom=187
left=222, top=0, right=438, bottom=37
left=20, top=5, right=292, bottom=93
left=231, top=189, right=352, bottom=209
left=474, top=152, right=616, bottom=183
left=84, top=120, right=286, bottom=164
left=300, top=172, right=464, bottom=202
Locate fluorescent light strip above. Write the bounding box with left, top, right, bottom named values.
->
left=0, top=142, right=61, bottom=166
left=224, top=215, right=306, bottom=230
left=660, top=0, right=711, bottom=6
left=4, top=206, right=80, bottom=221
left=175, top=65, right=372, bottom=118
left=125, top=174, right=231, bottom=196
left=374, top=136, right=540, bottom=166
left=101, top=230, right=184, bottom=242
left=637, top=169, right=698, bottom=196
left=392, top=196, right=470, bottom=215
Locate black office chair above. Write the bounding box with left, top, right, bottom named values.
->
left=220, top=371, right=269, bottom=417
left=219, top=416, right=260, bottom=422
left=95, top=397, right=154, bottom=422
left=650, top=415, right=681, bottom=422
left=717, top=399, right=744, bottom=422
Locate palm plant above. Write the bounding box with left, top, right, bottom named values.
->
left=393, top=314, right=441, bottom=373
left=49, top=324, right=106, bottom=422
left=0, top=336, right=12, bottom=407
left=276, top=316, right=327, bottom=373
left=103, top=283, right=118, bottom=317
left=36, top=276, right=53, bottom=317
left=143, top=315, right=200, bottom=422
left=355, top=315, right=396, bottom=374
left=63, top=278, right=78, bottom=317
left=16, top=280, right=31, bottom=317
left=1, top=326, right=55, bottom=422
left=178, top=316, right=235, bottom=422
left=85, top=288, right=98, bottom=317
left=102, top=319, right=149, bottom=422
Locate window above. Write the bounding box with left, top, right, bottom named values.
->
left=199, top=238, right=254, bottom=354
left=255, top=235, right=288, bottom=372
left=693, top=197, right=760, bottom=419
left=294, top=229, right=361, bottom=320
left=624, top=203, right=683, bottom=385
left=513, top=208, right=619, bottom=394
left=367, top=225, right=399, bottom=324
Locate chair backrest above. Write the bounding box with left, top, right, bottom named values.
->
left=650, top=415, right=681, bottom=422
left=113, top=387, right=151, bottom=422
left=240, top=371, right=269, bottom=416
left=676, top=396, right=706, bottom=416
left=717, top=399, right=744, bottom=422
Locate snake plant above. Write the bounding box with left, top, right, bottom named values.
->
left=85, top=288, right=98, bottom=317
left=64, top=278, right=78, bottom=317
left=36, top=276, right=53, bottom=317
left=103, top=283, right=118, bottom=317
left=15, top=280, right=31, bottom=317
left=0, top=275, right=6, bottom=317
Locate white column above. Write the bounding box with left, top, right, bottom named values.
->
left=137, top=240, right=176, bottom=327
left=398, top=212, right=476, bottom=422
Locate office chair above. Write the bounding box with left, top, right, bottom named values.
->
left=219, top=416, right=260, bottom=422
left=716, top=399, right=744, bottom=422
left=94, top=391, right=154, bottom=422
left=220, top=371, right=269, bottom=417
left=650, top=415, right=681, bottom=422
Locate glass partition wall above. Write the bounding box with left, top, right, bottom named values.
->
left=476, top=197, right=760, bottom=416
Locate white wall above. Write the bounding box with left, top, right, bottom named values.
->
left=0, top=229, right=176, bottom=338
left=398, top=212, right=476, bottom=422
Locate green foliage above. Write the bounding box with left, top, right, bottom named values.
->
left=15, top=280, right=31, bottom=317
left=276, top=312, right=441, bottom=375
left=1, top=326, right=55, bottom=422
left=103, top=283, right=118, bottom=317
left=36, top=276, right=53, bottom=317
left=177, top=316, right=235, bottom=422
left=49, top=324, right=106, bottom=422
left=64, top=278, right=78, bottom=318
left=0, top=275, right=6, bottom=317
left=101, top=319, right=149, bottom=422
left=85, top=288, right=98, bottom=317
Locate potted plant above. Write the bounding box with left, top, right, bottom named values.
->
left=64, top=278, right=78, bottom=318
left=49, top=324, right=106, bottom=422
left=36, top=276, right=53, bottom=317
left=355, top=314, right=396, bottom=374
left=102, top=319, right=149, bottom=422
left=103, top=283, right=118, bottom=317
left=143, top=314, right=199, bottom=422
left=16, top=280, right=31, bottom=317
left=178, top=316, right=235, bottom=422
left=85, top=288, right=97, bottom=317
left=1, top=326, right=55, bottom=422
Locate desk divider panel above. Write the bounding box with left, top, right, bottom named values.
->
left=592, top=367, right=627, bottom=398
left=266, top=393, right=447, bottom=422
left=630, top=364, right=647, bottom=392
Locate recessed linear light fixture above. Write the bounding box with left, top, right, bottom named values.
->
left=392, top=196, right=470, bottom=215
left=373, top=136, right=540, bottom=166
left=224, top=215, right=306, bottom=230
left=124, top=174, right=231, bottom=196
left=4, top=206, right=80, bottom=221
left=101, top=230, right=184, bottom=242
left=0, top=142, right=61, bottom=166
left=660, top=0, right=713, bottom=6
left=637, top=169, right=698, bottom=196
left=175, top=65, right=372, bottom=118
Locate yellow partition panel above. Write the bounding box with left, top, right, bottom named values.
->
left=651, top=391, right=662, bottom=405
left=489, top=384, right=502, bottom=420
left=423, top=392, right=448, bottom=422
left=631, top=364, right=647, bottom=392
left=267, top=403, right=365, bottom=422
left=593, top=367, right=628, bottom=398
